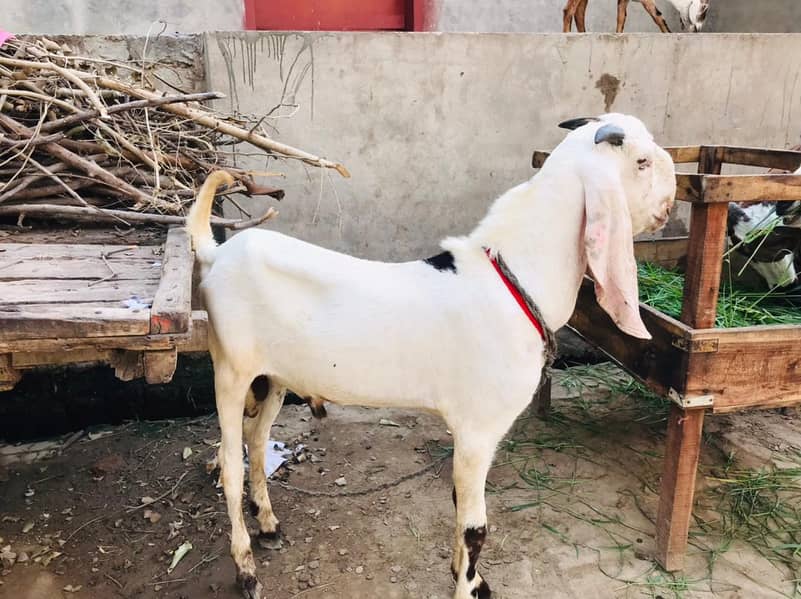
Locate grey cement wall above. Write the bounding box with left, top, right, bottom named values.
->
left=5, top=0, right=243, bottom=35
left=205, top=32, right=801, bottom=260
left=5, top=0, right=801, bottom=35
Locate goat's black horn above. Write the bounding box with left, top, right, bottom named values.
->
left=594, top=123, right=626, bottom=146
left=558, top=117, right=600, bottom=130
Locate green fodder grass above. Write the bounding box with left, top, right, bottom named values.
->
left=637, top=261, right=801, bottom=328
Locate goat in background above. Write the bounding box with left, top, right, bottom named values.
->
left=563, top=0, right=710, bottom=32
left=187, top=113, right=676, bottom=599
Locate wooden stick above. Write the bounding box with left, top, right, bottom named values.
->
left=91, top=77, right=351, bottom=178
left=37, top=91, right=224, bottom=135
left=0, top=55, right=109, bottom=118
left=0, top=202, right=279, bottom=229
left=0, top=112, right=156, bottom=209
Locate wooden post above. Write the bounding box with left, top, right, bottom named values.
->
left=655, top=146, right=725, bottom=571
left=532, top=373, right=552, bottom=418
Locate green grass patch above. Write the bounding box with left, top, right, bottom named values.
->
left=638, top=261, right=801, bottom=328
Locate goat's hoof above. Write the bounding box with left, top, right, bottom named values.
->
left=471, top=579, right=491, bottom=599
left=237, top=572, right=264, bottom=599
left=257, top=525, right=283, bottom=550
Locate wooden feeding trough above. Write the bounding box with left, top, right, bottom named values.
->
left=531, top=144, right=801, bottom=571
left=0, top=225, right=206, bottom=391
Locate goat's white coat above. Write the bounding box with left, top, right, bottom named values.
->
left=188, top=113, right=676, bottom=599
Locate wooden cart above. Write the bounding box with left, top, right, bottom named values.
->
left=0, top=225, right=206, bottom=390
left=532, top=144, right=801, bottom=571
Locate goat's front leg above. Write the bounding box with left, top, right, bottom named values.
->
left=243, top=378, right=286, bottom=541
left=215, top=365, right=263, bottom=599
left=616, top=0, right=629, bottom=32
left=450, top=438, right=496, bottom=599
left=562, top=0, right=583, bottom=32
left=640, top=0, right=671, bottom=32
left=574, top=0, right=589, bottom=32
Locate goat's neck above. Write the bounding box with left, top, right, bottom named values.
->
left=466, top=175, right=587, bottom=331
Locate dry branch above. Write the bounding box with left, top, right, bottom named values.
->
left=0, top=203, right=279, bottom=229
left=0, top=35, right=347, bottom=231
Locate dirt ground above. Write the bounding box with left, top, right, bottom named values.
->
left=1, top=364, right=800, bottom=599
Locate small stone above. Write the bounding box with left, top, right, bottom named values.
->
left=390, top=576, right=398, bottom=583
left=334, top=477, right=347, bottom=487
left=338, top=549, right=348, bottom=556
left=490, top=525, right=498, bottom=533
left=391, top=565, right=402, bottom=573
left=355, top=566, right=364, bottom=574
left=366, top=574, right=374, bottom=580
left=16, top=552, right=28, bottom=564
left=308, top=560, right=320, bottom=570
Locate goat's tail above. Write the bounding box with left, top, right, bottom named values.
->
left=186, top=170, right=235, bottom=266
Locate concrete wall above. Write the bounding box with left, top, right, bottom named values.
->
left=5, top=0, right=243, bottom=35
left=5, top=0, right=801, bottom=35
left=205, top=32, right=801, bottom=260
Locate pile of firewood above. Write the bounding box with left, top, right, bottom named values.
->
left=0, top=36, right=349, bottom=229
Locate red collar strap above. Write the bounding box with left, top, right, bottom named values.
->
left=485, top=248, right=547, bottom=341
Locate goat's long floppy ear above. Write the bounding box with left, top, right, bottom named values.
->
left=582, top=167, right=651, bottom=339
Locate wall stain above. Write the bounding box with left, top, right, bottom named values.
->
left=216, top=33, right=316, bottom=120
left=595, top=73, right=621, bottom=112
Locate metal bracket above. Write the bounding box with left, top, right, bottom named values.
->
left=671, top=336, right=719, bottom=353
left=668, top=388, right=714, bottom=409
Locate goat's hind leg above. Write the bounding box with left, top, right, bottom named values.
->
left=244, top=376, right=287, bottom=543
left=215, top=363, right=263, bottom=599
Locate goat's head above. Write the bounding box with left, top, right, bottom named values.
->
left=679, top=0, right=710, bottom=32
left=555, top=113, right=676, bottom=339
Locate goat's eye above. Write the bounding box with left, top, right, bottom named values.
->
left=637, top=158, right=651, bottom=170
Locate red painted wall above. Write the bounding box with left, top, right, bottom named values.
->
left=244, top=0, right=434, bottom=31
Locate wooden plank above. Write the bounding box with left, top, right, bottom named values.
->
left=0, top=354, right=21, bottom=391
left=666, top=146, right=701, bottom=164
left=679, top=203, right=728, bottom=328
left=150, top=227, right=193, bottom=334
left=0, top=310, right=207, bottom=353
left=720, top=146, right=801, bottom=172
left=655, top=405, right=705, bottom=571
left=655, top=146, right=721, bottom=573
left=12, top=348, right=114, bottom=368
left=0, top=257, right=162, bottom=281
left=0, top=243, right=162, bottom=260
left=0, top=278, right=158, bottom=305
left=679, top=147, right=727, bottom=329
left=532, top=146, right=701, bottom=169
left=700, top=173, right=801, bottom=204
left=685, top=324, right=801, bottom=412
left=674, top=173, right=801, bottom=205
left=0, top=225, right=166, bottom=246
left=109, top=350, right=145, bottom=381
left=634, top=237, right=688, bottom=268
left=0, top=306, right=150, bottom=341
left=144, top=347, right=178, bottom=384
left=568, top=278, right=690, bottom=397
left=531, top=150, right=550, bottom=169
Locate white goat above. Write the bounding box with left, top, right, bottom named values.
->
left=563, top=0, right=710, bottom=32
left=187, top=113, right=676, bottom=599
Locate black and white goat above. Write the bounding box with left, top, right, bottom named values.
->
left=727, top=164, right=801, bottom=290
left=187, top=113, right=676, bottom=599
